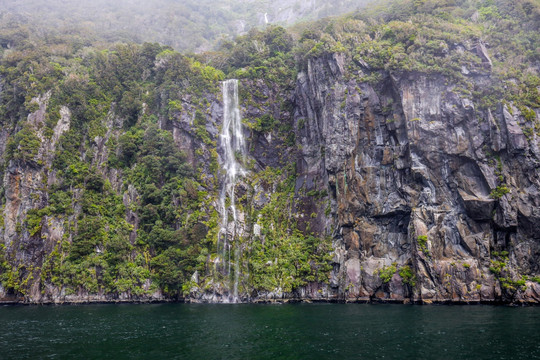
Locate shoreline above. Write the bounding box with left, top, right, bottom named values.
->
left=1, top=297, right=538, bottom=307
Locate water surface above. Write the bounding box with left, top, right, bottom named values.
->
left=1, top=303, right=539, bottom=359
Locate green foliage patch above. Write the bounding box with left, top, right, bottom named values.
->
left=377, top=263, right=398, bottom=283
left=490, top=185, right=510, bottom=199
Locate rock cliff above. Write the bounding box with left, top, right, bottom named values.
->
left=1, top=0, right=539, bottom=304
left=293, top=54, right=540, bottom=303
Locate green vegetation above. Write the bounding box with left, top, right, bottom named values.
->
left=221, top=25, right=297, bottom=87
left=0, top=35, right=228, bottom=297
left=490, top=185, right=510, bottom=199
left=377, top=263, right=416, bottom=287
left=248, top=114, right=276, bottom=134
left=399, top=265, right=416, bottom=287
left=292, top=0, right=539, bottom=113
left=243, top=165, right=333, bottom=293
left=0, top=0, right=539, bottom=300
left=489, top=251, right=527, bottom=293
left=0, top=22, right=335, bottom=298
left=0, top=244, right=8, bottom=286
left=417, top=235, right=430, bottom=256
left=377, top=263, right=398, bottom=283
left=5, top=125, right=41, bottom=165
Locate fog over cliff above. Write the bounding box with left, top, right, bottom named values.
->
left=0, top=0, right=370, bottom=51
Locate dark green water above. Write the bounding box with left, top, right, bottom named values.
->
left=1, top=303, right=539, bottom=359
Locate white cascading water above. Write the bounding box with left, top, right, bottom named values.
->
left=218, top=79, right=245, bottom=302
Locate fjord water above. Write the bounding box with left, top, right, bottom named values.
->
left=1, top=304, right=539, bottom=359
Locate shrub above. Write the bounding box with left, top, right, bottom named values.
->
left=377, top=263, right=397, bottom=283
left=399, top=265, right=416, bottom=287
left=490, top=185, right=510, bottom=199
left=6, top=125, right=41, bottom=165
left=417, top=235, right=430, bottom=255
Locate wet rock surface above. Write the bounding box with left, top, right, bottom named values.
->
left=293, top=55, right=540, bottom=304
left=1, top=53, right=539, bottom=305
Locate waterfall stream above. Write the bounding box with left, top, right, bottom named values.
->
left=218, top=79, right=245, bottom=302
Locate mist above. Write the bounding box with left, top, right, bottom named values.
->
left=0, top=0, right=372, bottom=52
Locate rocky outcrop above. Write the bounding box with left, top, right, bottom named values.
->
left=1, top=93, right=67, bottom=302
left=1, top=50, right=539, bottom=305
left=0, top=95, right=167, bottom=304
left=293, top=54, right=540, bottom=304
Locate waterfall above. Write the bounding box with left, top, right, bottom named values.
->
left=218, top=79, right=245, bottom=302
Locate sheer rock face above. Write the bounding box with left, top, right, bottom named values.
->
left=1, top=94, right=67, bottom=302
left=1, top=53, right=539, bottom=304
left=293, top=55, right=540, bottom=303
left=0, top=95, right=165, bottom=304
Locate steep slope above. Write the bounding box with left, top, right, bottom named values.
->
left=0, top=0, right=539, bottom=304
left=295, top=54, right=540, bottom=302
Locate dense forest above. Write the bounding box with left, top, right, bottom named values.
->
left=0, top=0, right=539, bottom=303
